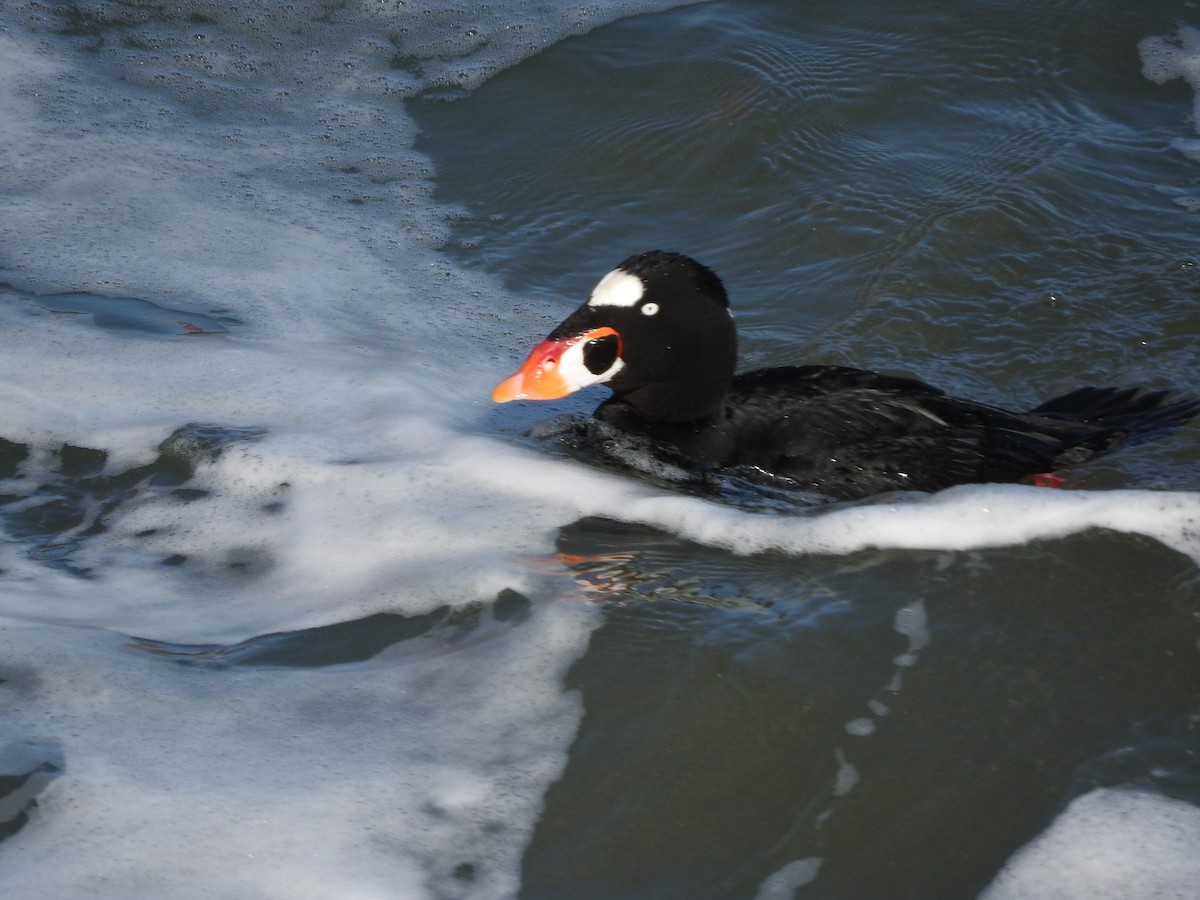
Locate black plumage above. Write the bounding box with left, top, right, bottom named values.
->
left=494, top=251, right=1199, bottom=500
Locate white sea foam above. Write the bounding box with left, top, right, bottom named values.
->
left=756, top=857, right=823, bottom=899
left=1141, top=26, right=1200, bottom=162
left=0, top=3, right=692, bottom=896
left=981, top=789, right=1200, bottom=900
left=0, top=601, right=597, bottom=900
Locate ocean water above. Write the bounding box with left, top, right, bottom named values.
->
left=1, top=0, right=1200, bottom=898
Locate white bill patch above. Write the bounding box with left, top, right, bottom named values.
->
left=558, top=334, right=624, bottom=391
left=588, top=269, right=644, bottom=307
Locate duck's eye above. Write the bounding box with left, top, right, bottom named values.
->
left=582, top=333, right=620, bottom=375
left=640, top=302, right=659, bottom=316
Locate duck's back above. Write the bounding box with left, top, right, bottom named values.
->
left=722, top=366, right=1111, bottom=498
left=496, top=252, right=1197, bottom=500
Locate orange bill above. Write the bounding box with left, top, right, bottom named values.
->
left=492, top=327, right=619, bottom=402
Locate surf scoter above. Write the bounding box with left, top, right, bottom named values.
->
left=493, top=250, right=1199, bottom=500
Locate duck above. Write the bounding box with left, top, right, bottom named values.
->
left=493, top=250, right=1199, bottom=500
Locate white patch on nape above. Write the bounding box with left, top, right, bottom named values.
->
left=588, top=269, right=644, bottom=307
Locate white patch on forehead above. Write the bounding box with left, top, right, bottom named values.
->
left=588, top=269, right=644, bottom=307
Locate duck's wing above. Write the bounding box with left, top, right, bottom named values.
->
left=725, top=366, right=1102, bottom=498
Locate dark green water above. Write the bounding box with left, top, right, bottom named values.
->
left=524, top=524, right=1200, bottom=897
left=412, top=1, right=1200, bottom=895
left=416, top=1, right=1200, bottom=412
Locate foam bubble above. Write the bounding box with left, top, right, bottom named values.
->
left=982, top=789, right=1200, bottom=900
left=532, top=469, right=1200, bottom=562
left=1141, top=27, right=1200, bottom=162
left=1139, top=27, right=1200, bottom=86
left=757, top=858, right=823, bottom=899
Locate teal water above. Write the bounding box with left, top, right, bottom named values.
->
left=415, top=2, right=1200, bottom=895
left=1, top=0, right=1199, bottom=897
left=418, top=1, right=1200, bottom=413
